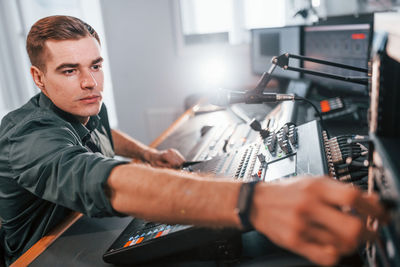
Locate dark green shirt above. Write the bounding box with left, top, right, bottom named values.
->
left=0, top=93, right=127, bottom=265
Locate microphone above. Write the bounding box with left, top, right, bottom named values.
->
left=210, top=88, right=295, bottom=107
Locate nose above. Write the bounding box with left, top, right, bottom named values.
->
left=81, top=70, right=97, bottom=89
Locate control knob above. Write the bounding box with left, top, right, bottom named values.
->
left=288, top=126, right=298, bottom=145
left=266, top=133, right=277, bottom=153
left=280, top=139, right=293, bottom=154
left=257, top=153, right=266, bottom=164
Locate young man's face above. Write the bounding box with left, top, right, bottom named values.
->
left=32, top=36, right=104, bottom=125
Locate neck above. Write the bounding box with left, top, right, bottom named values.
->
left=76, top=116, right=90, bottom=125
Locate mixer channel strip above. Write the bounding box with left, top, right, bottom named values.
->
left=233, top=144, right=260, bottom=181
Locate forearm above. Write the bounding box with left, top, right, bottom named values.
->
left=111, top=129, right=154, bottom=161
left=107, top=163, right=242, bottom=228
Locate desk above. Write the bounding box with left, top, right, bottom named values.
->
left=28, top=218, right=313, bottom=267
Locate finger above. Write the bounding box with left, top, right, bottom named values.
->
left=316, top=178, right=362, bottom=207
left=160, top=157, right=182, bottom=168
left=306, top=202, right=365, bottom=253
left=162, top=150, right=185, bottom=167
left=153, top=160, right=173, bottom=168
left=170, top=149, right=185, bottom=162
left=156, top=157, right=183, bottom=169
left=317, top=179, right=386, bottom=219
left=354, top=193, right=388, bottom=222
left=300, top=222, right=342, bottom=252
left=166, top=149, right=185, bottom=165
left=303, top=220, right=377, bottom=255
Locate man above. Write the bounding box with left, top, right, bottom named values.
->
left=0, top=16, right=386, bottom=266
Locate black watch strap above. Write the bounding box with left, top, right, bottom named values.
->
left=235, top=180, right=260, bottom=231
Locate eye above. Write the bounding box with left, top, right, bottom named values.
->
left=92, top=64, right=102, bottom=71
left=62, top=69, right=76, bottom=75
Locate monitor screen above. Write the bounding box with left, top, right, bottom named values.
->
left=303, top=23, right=371, bottom=95
left=251, top=26, right=301, bottom=79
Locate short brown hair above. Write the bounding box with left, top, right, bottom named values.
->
left=26, top=15, right=100, bottom=70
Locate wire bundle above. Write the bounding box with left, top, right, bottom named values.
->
left=326, top=135, right=369, bottom=190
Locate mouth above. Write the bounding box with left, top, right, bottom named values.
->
left=79, top=95, right=102, bottom=104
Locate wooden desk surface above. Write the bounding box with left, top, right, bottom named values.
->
left=11, top=103, right=199, bottom=267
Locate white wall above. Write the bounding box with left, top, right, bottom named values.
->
left=100, top=0, right=258, bottom=144
left=99, top=0, right=372, bottom=144
left=321, top=0, right=358, bottom=17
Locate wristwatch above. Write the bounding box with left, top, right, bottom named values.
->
left=235, top=180, right=260, bottom=231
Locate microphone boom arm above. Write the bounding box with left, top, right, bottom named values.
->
left=253, top=64, right=277, bottom=94
left=272, top=53, right=369, bottom=85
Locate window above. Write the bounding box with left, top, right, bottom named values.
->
left=243, top=0, right=286, bottom=29
left=180, top=0, right=232, bottom=35
left=0, top=0, right=33, bottom=114
left=178, top=0, right=286, bottom=45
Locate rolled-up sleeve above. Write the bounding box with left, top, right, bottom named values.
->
left=8, top=118, right=127, bottom=217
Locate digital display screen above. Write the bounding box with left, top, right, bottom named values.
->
left=264, top=155, right=296, bottom=182
left=303, top=24, right=370, bottom=94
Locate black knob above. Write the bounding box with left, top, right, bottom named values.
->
left=249, top=119, right=262, bottom=132
left=257, top=153, right=266, bottom=164
left=260, top=129, right=270, bottom=139
left=266, top=133, right=277, bottom=153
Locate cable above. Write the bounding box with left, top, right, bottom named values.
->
left=294, top=96, right=326, bottom=133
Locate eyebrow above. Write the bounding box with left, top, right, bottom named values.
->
left=55, top=63, right=79, bottom=72
left=55, top=57, right=103, bottom=72
left=92, top=57, right=103, bottom=65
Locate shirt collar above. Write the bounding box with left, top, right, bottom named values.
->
left=38, top=92, right=100, bottom=140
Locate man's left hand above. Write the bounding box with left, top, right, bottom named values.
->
left=144, top=148, right=185, bottom=168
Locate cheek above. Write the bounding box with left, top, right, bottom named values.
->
left=95, top=72, right=104, bottom=87
left=46, top=78, right=77, bottom=102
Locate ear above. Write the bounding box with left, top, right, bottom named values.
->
left=30, top=66, right=48, bottom=95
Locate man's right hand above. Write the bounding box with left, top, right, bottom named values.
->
left=250, top=177, right=387, bottom=266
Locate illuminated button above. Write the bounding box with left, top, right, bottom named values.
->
left=135, top=237, right=144, bottom=244
left=155, top=231, right=163, bottom=238
left=320, top=100, right=331, bottom=113
left=352, top=33, right=366, bottom=40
